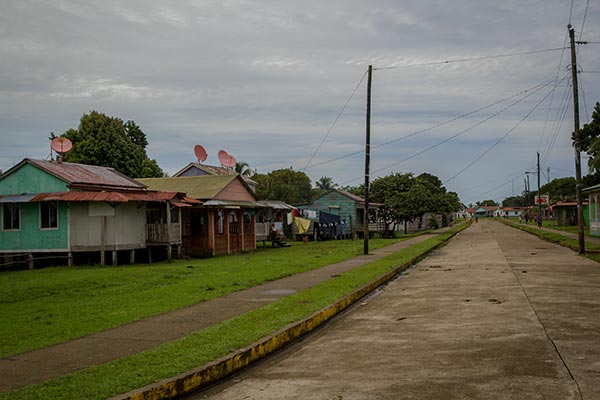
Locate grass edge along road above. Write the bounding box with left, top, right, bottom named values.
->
left=0, top=223, right=468, bottom=400
left=0, top=234, right=425, bottom=359
left=498, top=218, right=600, bottom=262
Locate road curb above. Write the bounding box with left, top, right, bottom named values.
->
left=114, top=224, right=468, bottom=400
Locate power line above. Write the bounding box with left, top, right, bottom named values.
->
left=540, top=77, right=572, bottom=167
left=368, top=81, right=553, bottom=177
left=443, top=78, right=562, bottom=185
left=579, top=0, right=591, bottom=41
left=537, top=32, right=570, bottom=154
left=307, top=81, right=551, bottom=172
left=373, top=47, right=568, bottom=71
left=302, top=69, right=368, bottom=171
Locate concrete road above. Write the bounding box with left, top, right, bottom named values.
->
left=193, top=219, right=600, bottom=400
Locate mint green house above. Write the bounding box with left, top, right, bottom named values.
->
left=0, top=159, right=190, bottom=268
left=297, top=189, right=383, bottom=238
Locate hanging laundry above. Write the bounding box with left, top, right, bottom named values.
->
left=287, top=212, right=293, bottom=225
left=294, top=217, right=311, bottom=234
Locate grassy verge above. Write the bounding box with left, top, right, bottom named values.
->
left=499, top=218, right=600, bottom=253
left=0, top=236, right=420, bottom=358
left=0, top=224, right=468, bottom=400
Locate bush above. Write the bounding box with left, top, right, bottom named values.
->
left=428, top=215, right=439, bottom=229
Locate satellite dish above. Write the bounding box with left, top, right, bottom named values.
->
left=194, top=144, right=207, bottom=163
left=218, top=150, right=237, bottom=169
left=50, top=137, right=73, bottom=162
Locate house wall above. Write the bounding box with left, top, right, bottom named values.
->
left=0, top=163, right=67, bottom=195
left=308, top=192, right=357, bottom=224
left=0, top=202, right=69, bottom=252
left=69, top=202, right=146, bottom=251
left=213, top=179, right=256, bottom=202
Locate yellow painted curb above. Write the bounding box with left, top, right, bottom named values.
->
left=114, top=225, right=467, bottom=400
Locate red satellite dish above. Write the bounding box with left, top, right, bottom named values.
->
left=194, top=144, right=207, bottom=163
left=218, top=150, right=237, bottom=168
left=50, top=137, right=73, bottom=162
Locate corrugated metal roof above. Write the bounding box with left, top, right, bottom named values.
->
left=29, top=191, right=202, bottom=206
left=138, top=175, right=241, bottom=200
left=257, top=200, right=296, bottom=209
left=27, top=159, right=145, bottom=190
left=0, top=194, right=37, bottom=203
left=203, top=199, right=265, bottom=208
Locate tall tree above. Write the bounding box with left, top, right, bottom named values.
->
left=578, top=102, right=600, bottom=172
left=61, top=111, right=163, bottom=178
left=252, top=168, right=313, bottom=204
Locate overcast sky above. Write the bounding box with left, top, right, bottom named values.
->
left=1, top=1, right=599, bottom=205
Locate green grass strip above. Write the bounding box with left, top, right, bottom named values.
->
left=498, top=218, right=600, bottom=252
left=0, top=236, right=416, bottom=358
left=0, top=224, right=467, bottom=400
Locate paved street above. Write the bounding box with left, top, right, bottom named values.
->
left=195, top=219, right=600, bottom=400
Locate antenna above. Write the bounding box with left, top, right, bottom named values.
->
left=194, top=144, right=207, bottom=163
left=50, top=137, right=73, bottom=163
left=218, top=150, right=237, bottom=172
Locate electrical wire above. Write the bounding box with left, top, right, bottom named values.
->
left=579, top=0, right=591, bottom=41
left=537, top=32, right=569, bottom=154
left=369, top=81, right=552, bottom=177
left=443, top=78, right=564, bottom=185
left=373, top=47, right=568, bottom=71
left=305, top=81, right=550, bottom=171
left=302, top=69, right=368, bottom=171
left=540, top=81, right=571, bottom=167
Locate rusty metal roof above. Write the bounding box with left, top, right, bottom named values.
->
left=29, top=191, right=202, bottom=206
left=26, top=159, right=146, bottom=190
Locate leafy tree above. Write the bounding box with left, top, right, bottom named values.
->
left=316, top=176, right=336, bottom=190
left=61, top=111, right=163, bottom=178
left=476, top=200, right=498, bottom=207
left=537, top=177, right=576, bottom=202
left=370, top=172, right=459, bottom=235
left=252, top=168, right=313, bottom=204
left=339, top=184, right=363, bottom=197
left=577, top=102, right=600, bottom=168
left=502, top=195, right=526, bottom=207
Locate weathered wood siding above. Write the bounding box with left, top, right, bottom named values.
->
left=213, top=179, right=256, bottom=202
left=69, top=202, right=146, bottom=251
left=0, top=202, right=68, bottom=252
left=309, top=191, right=358, bottom=223
left=0, top=163, right=67, bottom=195
left=0, top=164, right=69, bottom=252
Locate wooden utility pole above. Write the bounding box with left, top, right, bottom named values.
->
left=569, top=24, right=585, bottom=254
left=537, top=152, right=542, bottom=218
left=364, top=65, right=372, bottom=255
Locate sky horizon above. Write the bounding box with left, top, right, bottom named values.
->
left=2, top=1, right=599, bottom=205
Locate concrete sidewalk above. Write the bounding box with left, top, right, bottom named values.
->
left=0, top=230, right=451, bottom=393
left=198, top=219, right=600, bottom=400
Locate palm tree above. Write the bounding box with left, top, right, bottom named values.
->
left=316, top=176, right=336, bottom=190
left=235, top=161, right=254, bottom=177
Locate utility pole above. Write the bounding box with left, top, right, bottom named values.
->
left=569, top=25, right=585, bottom=254
left=547, top=167, right=550, bottom=184
left=364, top=65, right=372, bottom=255
left=537, top=152, right=542, bottom=218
